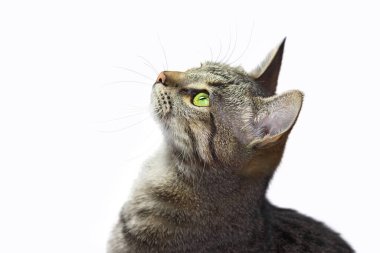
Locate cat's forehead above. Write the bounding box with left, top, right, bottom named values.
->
left=185, top=62, right=248, bottom=84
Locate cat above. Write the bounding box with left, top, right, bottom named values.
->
left=108, top=39, right=354, bottom=252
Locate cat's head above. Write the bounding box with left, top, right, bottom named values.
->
left=151, top=39, right=303, bottom=176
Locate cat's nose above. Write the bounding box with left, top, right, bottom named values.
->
left=155, top=72, right=166, bottom=85
left=154, top=71, right=185, bottom=87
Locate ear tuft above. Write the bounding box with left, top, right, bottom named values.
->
left=251, top=38, right=286, bottom=96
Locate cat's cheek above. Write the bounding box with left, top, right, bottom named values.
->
left=151, top=88, right=173, bottom=121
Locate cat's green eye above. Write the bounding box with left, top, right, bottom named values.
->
left=192, top=92, right=210, bottom=107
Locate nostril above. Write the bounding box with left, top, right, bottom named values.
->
left=155, top=72, right=166, bottom=85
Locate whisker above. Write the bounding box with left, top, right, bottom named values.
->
left=220, top=27, right=232, bottom=63
left=209, top=45, right=214, bottom=62
left=138, top=55, right=159, bottom=75
left=122, top=104, right=150, bottom=110
left=98, top=117, right=151, bottom=133
left=121, top=125, right=159, bottom=162
left=215, top=38, right=223, bottom=63
left=230, top=21, right=255, bottom=65
left=97, top=110, right=150, bottom=123
left=225, top=25, right=238, bottom=64
left=157, top=34, right=169, bottom=70
left=121, top=107, right=151, bottom=115
left=113, top=66, right=154, bottom=81
left=102, top=80, right=152, bottom=86
left=113, top=116, right=160, bottom=163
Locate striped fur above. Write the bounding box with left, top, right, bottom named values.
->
left=108, top=41, right=354, bottom=252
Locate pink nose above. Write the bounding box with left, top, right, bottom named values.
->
left=155, top=72, right=166, bottom=84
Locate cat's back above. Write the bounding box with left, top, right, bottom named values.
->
left=269, top=205, right=354, bottom=253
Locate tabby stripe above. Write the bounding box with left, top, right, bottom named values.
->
left=207, top=80, right=235, bottom=87
left=209, top=112, right=218, bottom=162
left=184, top=119, right=202, bottom=163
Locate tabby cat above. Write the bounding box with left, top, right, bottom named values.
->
left=108, top=39, right=354, bottom=252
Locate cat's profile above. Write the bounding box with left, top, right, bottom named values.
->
left=108, top=39, right=354, bottom=252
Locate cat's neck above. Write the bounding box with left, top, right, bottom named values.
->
left=164, top=146, right=271, bottom=207
left=159, top=135, right=289, bottom=210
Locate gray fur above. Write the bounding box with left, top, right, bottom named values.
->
left=108, top=41, right=354, bottom=252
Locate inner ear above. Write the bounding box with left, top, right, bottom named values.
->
left=249, top=90, right=303, bottom=147
left=250, top=38, right=286, bottom=96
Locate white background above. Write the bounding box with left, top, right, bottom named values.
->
left=0, top=1, right=379, bottom=252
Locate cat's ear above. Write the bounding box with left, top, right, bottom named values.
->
left=250, top=38, right=286, bottom=95
left=248, top=90, right=303, bottom=148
